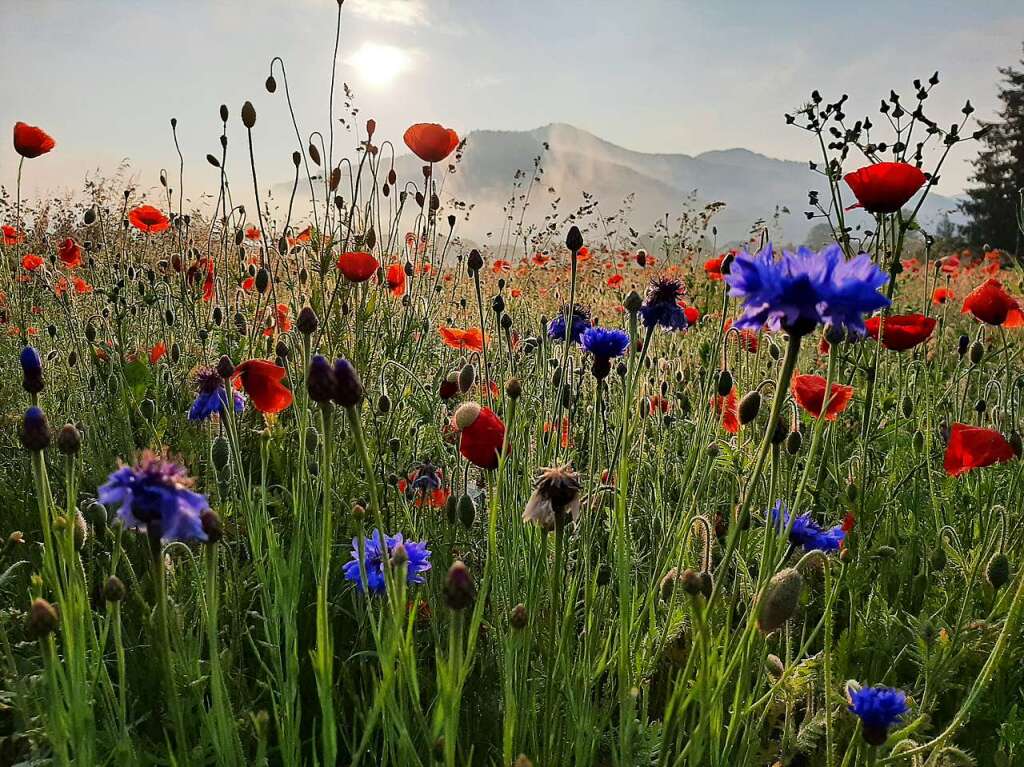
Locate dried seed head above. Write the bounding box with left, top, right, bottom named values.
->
left=523, top=465, right=582, bottom=532
left=510, top=603, right=528, bottom=630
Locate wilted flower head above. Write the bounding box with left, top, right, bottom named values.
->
left=547, top=304, right=590, bottom=344
left=188, top=369, right=245, bottom=421
left=847, top=684, right=909, bottom=745
left=343, top=530, right=432, bottom=594
left=98, top=450, right=209, bottom=543
left=726, top=243, right=889, bottom=336
left=639, top=278, right=687, bottom=331
left=523, top=465, right=582, bottom=531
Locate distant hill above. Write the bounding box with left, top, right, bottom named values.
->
left=273, top=122, right=964, bottom=248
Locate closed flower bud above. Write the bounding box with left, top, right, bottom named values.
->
left=928, top=546, right=946, bottom=572
left=443, top=560, right=476, bottom=610
left=297, top=306, right=318, bottom=335
left=307, top=355, right=337, bottom=404
left=505, top=378, right=522, bottom=400
left=201, top=509, right=224, bottom=544
left=757, top=568, right=803, bottom=634
left=717, top=369, right=733, bottom=397
left=565, top=225, right=583, bottom=253
left=216, top=355, right=235, bottom=379
left=140, top=398, right=157, bottom=421
left=986, top=552, right=1010, bottom=590
left=377, top=393, right=391, bottom=413
left=241, top=100, right=257, bottom=128
left=680, top=568, right=703, bottom=596
left=20, top=346, right=44, bottom=394
left=457, top=493, right=476, bottom=528
left=332, top=358, right=364, bottom=408
left=103, top=575, right=127, bottom=602
left=969, top=341, right=983, bottom=365
left=957, top=334, right=969, bottom=357
left=659, top=567, right=679, bottom=601
left=510, top=602, right=528, bottom=630
left=623, top=290, right=643, bottom=314
left=28, top=598, right=59, bottom=638
left=458, top=363, right=475, bottom=393
left=212, top=435, right=230, bottom=470
left=444, top=494, right=458, bottom=524
left=738, top=391, right=761, bottom=425
left=21, top=407, right=50, bottom=452
left=467, top=249, right=484, bottom=274
left=56, top=424, right=82, bottom=455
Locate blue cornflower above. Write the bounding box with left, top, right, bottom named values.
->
left=547, top=304, right=591, bottom=344
left=769, top=500, right=845, bottom=552
left=408, top=460, right=442, bottom=492
left=20, top=346, right=44, bottom=394
left=581, top=326, right=630, bottom=380
left=639, top=278, right=687, bottom=331
left=188, top=369, right=245, bottom=422
left=343, top=530, right=432, bottom=594
left=98, top=451, right=209, bottom=542
left=847, top=684, right=909, bottom=745
left=726, top=243, right=889, bottom=337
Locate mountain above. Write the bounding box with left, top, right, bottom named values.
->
left=274, top=123, right=964, bottom=248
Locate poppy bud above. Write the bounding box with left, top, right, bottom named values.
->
left=378, top=394, right=391, bottom=413
left=1009, top=432, right=1023, bottom=458
left=680, top=568, right=704, bottom=596
left=623, top=290, right=643, bottom=314
left=969, top=341, right=983, bottom=365
left=297, top=306, right=318, bottom=335
left=771, top=418, right=788, bottom=445
left=566, top=225, right=583, bottom=253
left=457, top=493, right=476, bottom=528
left=443, top=561, right=475, bottom=610
left=216, top=355, right=235, bottom=379
left=57, top=424, right=82, bottom=455
left=21, top=407, right=50, bottom=452
left=201, top=510, right=224, bottom=544
left=505, top=378, right=522, bottom=400
left=757, top=568, right=803, bottom=634
left=103, top=575, right=127, bottom=603
left=255, top=268, right=270, bottom=294
left=467, top=249, right=483, bottom=274
left=212, top=435, right=230, bottom=471
left=492, top=294, right=505, bottom=315
left=27, top=598, right=59, bottom=639
left=307, top=355, right=336, bottom=404
left=265, top=75, right=277, bottom=93
left=458, top=363, right=475, bottom=393
left=84, top=206, right=97, bottom=225
left=659, top=567, right=679, bottom=600
left=957, top=334, right=969, bottom=357
left=332, top=358, right=364, bottom=408
left=391, top=542, right=409, bottom=569
left=986, top=553, right=1010, bottom=590
left=140, top=398, right=157, bottom=421
left=912, top=429, right=925, bottom=454
left=510, top=603, right=528, bottom=630
left=928, top=547, right=946, bottom=572
left=241, top=100, right=257, bottom=128
left=738, top=391, right=761, bottom=425
left=716, top=370, right=733, bottom=398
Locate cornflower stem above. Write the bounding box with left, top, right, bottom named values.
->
left=707, top=332, right=801, bottom=610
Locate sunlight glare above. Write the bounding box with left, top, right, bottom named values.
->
left=350, top=42, right=410, bottom=88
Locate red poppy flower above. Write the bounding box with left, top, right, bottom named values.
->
left=386, top=263, right=407, bottom=297
left=531, top=253, right=550, bottom=266
left=961, top=279, right=1024, bottom=327
left=73, top=277, right=93, bottom=294
left=128, top=205, right=170, bottom=234
left=943, top=423, right=1015, bottom=477
left=287, top=226, right=312, bottom=248
left=932, top=287, right=954, bottom=305
left=791, top=374, right=854, bottom=421
left=843, top=162, right=926, bottom=214
left=13, top=122, right=55, bottom=159
left=245, top=225, right=261, bottom=240
left=202, top=260, right=215, bottom=302
left=234, top=359, right=293, bottom=414
left=242, top=276, right=255, bottom=291
left=149, top=342, right=167, bottom=364
left=576, top=246, right=592, bottom=263
left=453, top=402, right=506, bottom=469
left=864, top=313, right=936, bottom=351
left=3, top=225, right=24, bottom=246
left=403, top=123, right=460, bottom=163
left=606, top=274, right=624, bottom=288
left=337, top=251, right=379, bottom=283
left=21, top=253, right=43, bottom=271
left=680, top=303, right=700, bottom=324
left=940, top=255, right=960, bottom=275
left=57, top=238, right=82, bottom=269
left=439, top=325, right=485, bottom=353
left=511, top=288, right=522, bottom=298
left=712, top=387, right=739, bottom=434
left=704, top=256, right=724, bottom=281
left=263, top=304, right=291, bottom=336
left=649, top=395, right=671, bottom=415
left=492, top=259, right=512, bottom=274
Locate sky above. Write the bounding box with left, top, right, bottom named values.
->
left=2, top=0, right=1022, bottom=208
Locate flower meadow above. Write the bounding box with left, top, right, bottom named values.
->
left=3, top=16, right=1024, bottom=767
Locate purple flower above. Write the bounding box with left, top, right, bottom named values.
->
left=99, top=451, right=209, bottom=542
left=548, top=304, right=591, bottom=344
left=726, top=243, right=889, bottom=336
left=581, top=327, right=630, bottom=360
left=848, top=684, right=908, bottom=745
left=343, top=530, right=432, bottom=594
left=188, top=369, right=245, bottom=421
left=639, top=278, right=687, bottom=331
left=769, top=500, right=845, bottom=552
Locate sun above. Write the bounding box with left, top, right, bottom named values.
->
left=350, top=42, right=410, bottom=88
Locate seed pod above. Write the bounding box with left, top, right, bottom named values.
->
left=467, top=249, right=483, bottom=273
left=443, top=561, right=476, bottom=611
left=241, top=100, right=256, bottom=128
left=986, top=553, right=1010, bottom=590
left=757, top=568, right=803, bottom=634
left=717, top=369, right=733, bottom=397
left=738, top=391, right=761, bottom=425
left=457, top=494, right=475, bottom=528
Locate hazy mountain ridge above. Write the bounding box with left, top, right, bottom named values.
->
left=276, top=123, right=964, bottom=247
